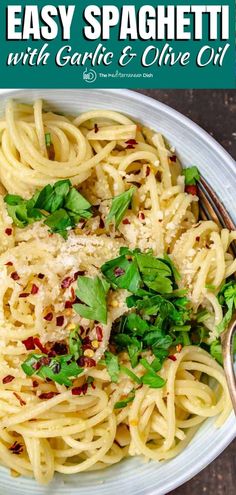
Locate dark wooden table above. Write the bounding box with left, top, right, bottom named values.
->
left=137, top=89, right=236, bottom=495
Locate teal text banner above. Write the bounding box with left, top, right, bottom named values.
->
left=0, top=0, right=235, bottom=88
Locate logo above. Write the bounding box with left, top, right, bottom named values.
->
left=83, top=67, right=97, bottom=83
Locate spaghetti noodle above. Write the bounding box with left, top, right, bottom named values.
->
left=0, top=100, right=234, bottom=484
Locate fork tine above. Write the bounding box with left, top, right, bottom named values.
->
left=199, top=177, right=236, bottom=231
left=198, top=178, right=236, bottom=258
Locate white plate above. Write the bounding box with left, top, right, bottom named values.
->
left=0, top=89, right=235, bottom=495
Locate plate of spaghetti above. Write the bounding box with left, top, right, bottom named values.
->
left=0, top=89, right=235, bottom=495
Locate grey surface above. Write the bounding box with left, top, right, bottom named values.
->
left=137, top=89, right=236, bottom=495
left=137, top=90, right=236, bottom=159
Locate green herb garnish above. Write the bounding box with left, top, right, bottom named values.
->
left=21, top=353, right=83, bottom=386
left=4, top=179, right=92, bottom=238
left=217, top=280, right=236, bottom=333
left=105, top=351, right=120, bottom=382
left=114, top=394, right=135, bottom=409
left=106, top=187, right=135, bottom=228
left=73, top=276, right=109, bottom=324
left=183, top=166, right=200, bottom=185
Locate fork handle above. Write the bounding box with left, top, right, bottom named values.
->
left=221, top=314, right=236, bottom=414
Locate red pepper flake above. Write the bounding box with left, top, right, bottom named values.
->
left=71, top=287, right=75, bottom=301
left=82, top=336, right=92, bottom=350
left=78, top=356, right=96, bottom=368
left=10, top=271, right=20, bottom=281
left=9, top=441, right=24, bottom=455
left=38, top=273, right=45, bottom=279
left=94, top=123, right=99, bottom=134
left=32, top=380, right=39, bottom=388
left=5, top=228, right=12, bottom=236
left=122, top=218, right=130, bottom=225
left=5, top=261, right=13, bottom=266
left=72, top=383, right=88, bottom=396
left=99, top=217, right=105, bottom=229
left=169, top=155, right=177, bottom=162
left=56, top=315, right=64, bottom=327
left=96, top=326, right=103, bottom=342
left=61, top=276, right=74, bottom=289
left=195, top=236, right=200, bottom=242
left=44, top=312, right=53, bottom=322
left=38, top=392, right=59, bottom=400
left=13, top=392, right=26, bottom=406
left=146, top=166, right=151, bottom=176
left=91, top=381, right=96, bottom=390
left=49, top=342, right=68, bottom=356
left=168, top=355, right=177, bottom=362
left=139, top=212, right=145, bottom=220
left=185, top=185, right=198, bottom=196
left=114, top=267, right=125, bottom=277
left=65, top=300, right=73, bottom=309
left=19, top=293, right=30, bottom=298
left=74, top=270, right=85, bottom=280
left=31, top=284, right=39, bottom=295
left=22, top=336, right=35, bottom=350
left=125, top=139, right=138, bottom=150
left=33, top=337, right=48, bottom=354
left=2, top=375, right=15, bottom=384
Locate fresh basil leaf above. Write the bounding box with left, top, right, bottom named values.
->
left=127, top=339, right=142, bottom=368
left=6, top=203, right=29, bottom=228
left=73, top=275, right=109, bottom=324
left=69, top=327, right=82, bottom=359
left=35, top=180, right=71, bottom=213
left=4, top=194, right=24, bottom=206
left=162, top=254, right=181, bottom=281
left=106, top=187, right=135, bottom=228
left=183, top=166, right=200, bottom=185
left=101, top=254, right=141, bottom=293
left=141, top=372, right=166, bottom=388
left=135, top=253, right=172, bottom=278
left=38, top=355, right=83, bottom=386
left=143, top=330, right=173, bottom=349
left=217, top=280, right=236, bottom=333
left=120, top=364, right=141, bottom=384
left=45, top=133, right=52, bottom=147
left=144, top=276, right=173, bottom=294
left=21, top=352, right=83, bottom=386
left=210, top=340, right=223, bottom=365
left=126, top=313, right=149, bottom=336
left=44, top=208, right=73, bottom=236
left=114, top=394, right=135, bottom=409
left=152, top=348, right=168, bottom=362
left=105, top=351, right=120, bottom=382
left=64, top=188, right=92, bottom=216
left=21, top=354, right=44, bottom=376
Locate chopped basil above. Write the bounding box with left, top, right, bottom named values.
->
left=120, top=364, right=141, bottom=384
left=4, top=180, right=92, bottom=238
left=69, top=327, right=82, bottom=359
left=106, top=187, right=136, bottom=228
left=141, top=372, right=166, bottom=389
left=210, top=341, right=223, bottom=365
left=21, top=353, right=83, bottom=386
left=101, top=248, right=174, bottom=295
left=105, top=351, right=120, bottom=382
left=183, top=166, right=200, bottom=185
left=217, top=280, right=236, bottom=333
left=45, top=133, right=52, bottom=147
left=114, top=394, right=135, bottom=409
left=73, top=275, right=109, bottom=324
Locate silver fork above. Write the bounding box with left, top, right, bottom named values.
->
left=198, top=177, right=236, bottom=413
